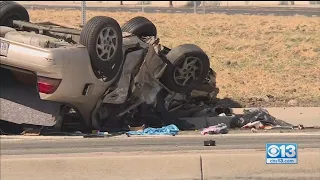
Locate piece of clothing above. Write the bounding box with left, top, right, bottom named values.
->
left=126, top=124, right=179, bottom=136
left=201, top=123, right=228, bottom=135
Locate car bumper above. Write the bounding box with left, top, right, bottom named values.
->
left=0, top=68, right=62, bottom=126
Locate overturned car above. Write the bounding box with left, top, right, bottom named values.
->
left=0, top=1, right=219, bottom=131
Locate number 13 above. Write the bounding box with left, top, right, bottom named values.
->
left=280, top=145, right=296, bottom=158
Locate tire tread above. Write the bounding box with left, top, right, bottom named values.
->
left=121, top=16, right=157, bottom=37
left=0, top=1, right=30, bottom=26
left=80, top=16, right=123, bottom=81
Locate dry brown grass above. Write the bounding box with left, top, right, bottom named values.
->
left=29, top=10, right=320, bottom=106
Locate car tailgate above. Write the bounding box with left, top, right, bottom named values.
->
left=0, top=68, right=62, bottom=126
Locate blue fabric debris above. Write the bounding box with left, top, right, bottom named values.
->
left=126, top=124, right=179, bottom=136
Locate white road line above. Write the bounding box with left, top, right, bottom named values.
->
left=312, top=15, right=318, bottom=17
left=176, top=11, right=182, bottom=13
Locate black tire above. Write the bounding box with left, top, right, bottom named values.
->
left=0, top=1, right=29, bottom=27
left=160, top=44, right=210, bottom=93
left=121, top=16, right=157, bottom=37
left=80, top=16, right=123, bottom=82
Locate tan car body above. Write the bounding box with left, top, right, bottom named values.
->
left=0, top=26, right=149, bottom=127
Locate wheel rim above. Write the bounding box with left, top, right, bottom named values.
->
left=96, top=27, right=118, bottom=61
left=173, top=56, right=203, bottom=86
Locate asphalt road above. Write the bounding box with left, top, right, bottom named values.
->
left=1, top=133, right=320, bottom=155
left=23, top=5, right=320, bottom=17
left=2, top=133, right=320, bottom=180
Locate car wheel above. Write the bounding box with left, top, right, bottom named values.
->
left=160, top=44, right=210, bottom=93
left=80, top=16, right=123, bottom=82
left=121, top=16, right=157, bottom=37
left=0, top=1, right=30, bottom=27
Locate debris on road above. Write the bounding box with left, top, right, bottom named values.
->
left=92, top=130, right=109, bottom=136
left=218, top=113, right=227, bottom=117
left=213, top=107, right=233, bottom=116
left=201, top=123, right=229, bottom=135
left=242, top=121, right=265, bottom=129
left=204, top=140, right=216, bottom=146
left=231, top=108, right=278, bottom=128
left=21, top=128, right=41, bottom=136
left=126, top=124, right=179, bottom=136
left=242, top=108, right=277, bottom=126
left=128, top=124, right=145, bottom=132
left=297, top=124, right=305, bottom=130
left=83, top=132, right=125, bottom=138
left=251, top=128, right=258, bottom=133
left=228, top=108, right=314, bottom=132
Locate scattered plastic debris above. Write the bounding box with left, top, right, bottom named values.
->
left=128, top=124, right=145, bottom=132
left=218, top=113, right=227, bottom=117
left=264, top=126, right=273, bottom=130
left=231, top=108, right=278, bottom=129
left=241, top=108, right=277, bottom=126
left=92, top=130, right=109, bottom=135
left=251, top=128, right=258, bottom=133
left=242, top=121, right=265, bottom=129
left=214, top=107, right=233, bottom=116
left=83, top=132, right=125, bottom=138
left=201, top=123, right=228, bottom=135
left=297, top=124, right=304, bottom=130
